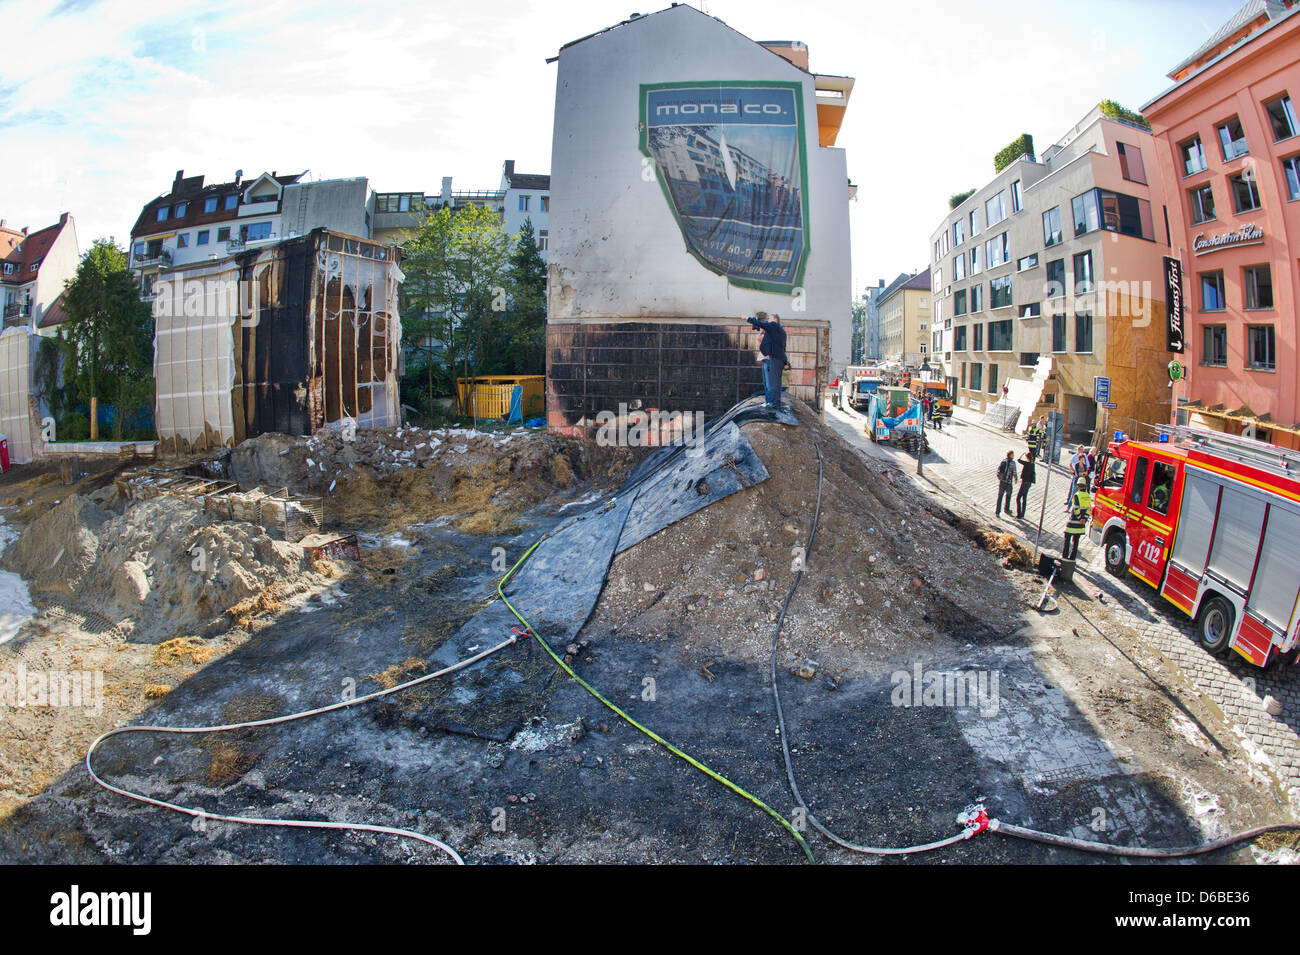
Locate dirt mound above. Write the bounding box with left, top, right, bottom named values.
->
left=1, top=493, right=330, bottom=643
left=587, top=401, right=1026, bottom=674
left=227, top=425, right=635, bottom=534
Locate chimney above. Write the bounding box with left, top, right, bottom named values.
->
left=879, top=279, right=885, bottom=287
left=235, top=169, right=243, bottom=186
left=59, top=212, right=69, bottom=225
left=173, top=169, right=184, bottom=194
left=504, top=160, right=515, bottom=179
left=21, top=227, right=28, bottom=235
left=441, top=176, right=453, bottom=202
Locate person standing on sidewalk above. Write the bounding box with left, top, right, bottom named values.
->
left=995, top=450, right=1016, bottom=518
left=1015, top=449, right=1036, bottom=519
left=1026, top=420, right=1043, bottom=460
left=1062, top=478, right=1093, bottom=560
left=1065, top=445, right=1085, bottom=505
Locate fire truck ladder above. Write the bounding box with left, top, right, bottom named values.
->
left=1156, top=423, right=1300, bottom=480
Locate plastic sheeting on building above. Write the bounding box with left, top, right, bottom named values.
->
left=0, top=327, right=40, bottom=465
left=153, top=229, right=403, bottom=452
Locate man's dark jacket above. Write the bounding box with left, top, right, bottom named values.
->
left=747, top=316, right=788, bottom=367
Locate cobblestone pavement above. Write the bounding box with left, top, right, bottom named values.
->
left=824, top=398, right=1300, bottom=809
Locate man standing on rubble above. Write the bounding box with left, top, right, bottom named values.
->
left=747, top=312, right=787, bottom=410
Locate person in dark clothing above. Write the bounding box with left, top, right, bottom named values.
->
left=995, top=450, right=1016, bottom=518
left=746, top=312, right=787, bottom=409
left=1015, top=450, right=1036, bottom=519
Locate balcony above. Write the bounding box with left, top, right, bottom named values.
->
left=133, top=249, right=172, bottom=269
left=3, top=302, right=32, bottom=321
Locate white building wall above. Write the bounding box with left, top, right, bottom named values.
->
left=549, top=5, right=852, bottom=366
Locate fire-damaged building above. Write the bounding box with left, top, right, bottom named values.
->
left=545, top=4, right=854, bottom=434
left=153, top=229, right=403, bottom=452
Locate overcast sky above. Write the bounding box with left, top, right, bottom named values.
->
left=0, top=0, right=1243, bottom=295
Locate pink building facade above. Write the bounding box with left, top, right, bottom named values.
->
left=1145, top=2, right=1300, bottom=449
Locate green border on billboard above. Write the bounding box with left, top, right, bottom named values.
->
left=638, top=80, right=812, bottom=295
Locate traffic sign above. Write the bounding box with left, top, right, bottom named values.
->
left=1105, top=402, right=1117, bottom=410
left=1093, top=376, right=1111, bottom=403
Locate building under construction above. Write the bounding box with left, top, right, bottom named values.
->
left=153, top=229, right=403, bottom=452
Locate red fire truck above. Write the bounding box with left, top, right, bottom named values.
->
left=1090, top=425, right=1300, bottom=668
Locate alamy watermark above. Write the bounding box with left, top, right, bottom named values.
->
left=594, top=403, right=706, bottom=454
left=1, top=665, right=104, bottom=716
left=890, top=661, right=1000, bottom=717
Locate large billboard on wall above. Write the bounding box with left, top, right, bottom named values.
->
left=639, top=81, right=810, bottom=294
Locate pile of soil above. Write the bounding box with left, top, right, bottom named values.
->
left=1, top=492, right=332, bottom=643
left=588, top=401, right=1027, bottom=676
left=227, top=426, right=635, bottom=535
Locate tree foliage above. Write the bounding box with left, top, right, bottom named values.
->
left=1098, top=99, right=1151, bottom=130
left=993, top=133, right=1035, bottom=173
left=399, top=206, right=547, bottom=421
left=53, top=238, right=153, bottom=440
left=949, top=189, right=975, bottom=210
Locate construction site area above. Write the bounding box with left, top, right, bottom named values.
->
left=0, top=391, right=1297, bottom=865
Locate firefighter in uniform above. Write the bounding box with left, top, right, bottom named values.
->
left=1026, top=420, right=1043, bottom=460
left=1062, top=479, right=1092, bottom=560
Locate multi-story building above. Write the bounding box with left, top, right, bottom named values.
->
left=128, top=170, right=376, bottom=300
left=371, top=161, right=550, bottom=258
left=931, top=106, right=1175, bottom=437
left=1, top=213, right=79, bottom=335
left=501, top=161, right=550, bottom=261
left=876, top=270, right=930, bottom=365
left=1143, top=0, right=1300, bottom=449
left=546, top=5, right=854, bottom=432
left=860, top=277, right=889, bottom=362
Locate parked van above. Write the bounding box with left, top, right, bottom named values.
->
left=910, top=379, right=953, bottom=417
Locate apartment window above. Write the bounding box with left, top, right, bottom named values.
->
left=1248, top=325, right=1276, bottom=370
left=519, top=195, right=530, bottom=211
left=1243, top=265, right=1273, bottom=309
left=973, top=323, right=984, bottom=351
left=225, top=195, right=238, bottom=210
left=217, top=226, right=231, bottom=242
left=1188, top=182, right=1216, bottom=224
left=969, top=283, right=983, bottom=312
left=242, top=222, right=272, bottom=242
left=985, top=232, right=1010, bottom=267
left=1043, top=207, right=1062, bottom=247
left=1099, top=189, right=1155, bottom=239
left=970, top=208, right=981, bottom=236
left=1075, top=312, right=1094, bottom=353
left=934, top=239, right=941, bottom=262
left=1073, top=251, right=1093, bottom=295
left=146, top=239, right=162, bottom=257
left=986, top=190, right=1008, bottom=227
left=970, top=363, right=983, bottom=391
left=989, top=275, right=1012, bottom=310
left=1045, top=258, right=1065, bottom=298
left=1229, top=172, right=1261, bottom=213
left=953, top=219, right=966, bottom=246
left=1202, top=324, right=1227, bottom=365
left=1117, top=142, right=1147, bottom=184
left=987, top=362, right=999, bottom=394
left=1011, top=180, right=1022, bottom=213
left=954, top=326, right=968, bottom=351
left=539, top=229, right=548, bottom=251
left=1283, top=155, right=1300, bottom=201
left=1200, top=270, right=1226, bottom=311
left=942, top=231, right=949, bottom=254
left=1052, top=314, right=1067, bottom=352
left=28, top=262, right=37, bottom=273
left=1265, top=95, right=1298, bottom=142
left=204, top=197, right=218, bottom=213
left=1020, top=352, right=1041, bottom=368
left=176, top=233, right=189, bottom=248
left=196, top=230, right=209, bottom=246
left=954, top=289, right=967, bottom=315
left=1016, top=253, right=1038, bottom=271
left=174, top=202, right=188, bottom=218
left=132, top=242, right=144, bottom=259
left=156, top=206, right=169, bottom=222
left=1217, top=116, right=1248, bottom=159
left=1019, top=303, right=1041, bottom=319
left=1072, top=190, right=1099, bottom=236
left=989, top=319, right=1014, bottom=351
left=541, top=196, right=550, bottom=212
left=1180, top=135, right=1208, bottom=176
left=954, top=255, right=967, bottom=281
left=969, top=245, right=983, bottom=274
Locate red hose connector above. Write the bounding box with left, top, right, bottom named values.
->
left=957, top=804, right=990, bottom=838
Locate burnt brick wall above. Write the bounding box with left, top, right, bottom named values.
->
left=546, top=318, right=828, bottom=435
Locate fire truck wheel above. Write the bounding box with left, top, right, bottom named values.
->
left=1196, top=595, right=1234, bottom=657
left=1102, top=531, right=1128, bottom=577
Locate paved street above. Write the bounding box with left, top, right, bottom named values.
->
left=824, top=396, right=1300, bottom=806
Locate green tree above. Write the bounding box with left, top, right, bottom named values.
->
left=501, top=218, right=547, bottom=375
left=400, top=204, right=512, bottom=417
left=57, top=239, right=153, bottom=440
left=850, top=300, right=866, bottom=365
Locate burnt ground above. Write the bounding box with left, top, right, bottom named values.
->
left=0, top=404, right=1293, bottom=864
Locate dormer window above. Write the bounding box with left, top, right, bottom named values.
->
left=224, top=195, right=238, bottom=210
left=157, top=206, right=169, bottom=222
left=174, top=201, right=188, bottom=217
